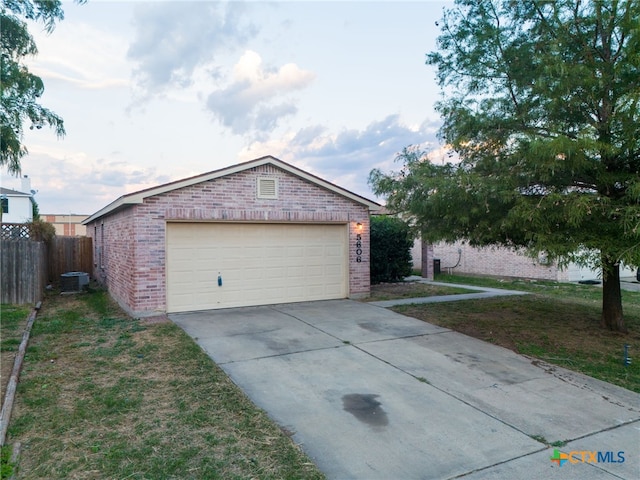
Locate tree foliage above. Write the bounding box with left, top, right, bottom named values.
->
left=1, top=0, right=69, bottom=174
left=370, top=215, right=414, bottom=284
left=31, top=195, right=40, bottom=220
left=369, top=0, right=640, bottom=331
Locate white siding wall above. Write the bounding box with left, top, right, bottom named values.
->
left=2, top=196, right=33, bottom=223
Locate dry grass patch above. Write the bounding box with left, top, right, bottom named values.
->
left=364, top=281, right=475, bottom=302
left=6, top=290, right=324, bottom=480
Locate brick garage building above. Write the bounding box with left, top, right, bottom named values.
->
left=83, top=156, right=379, bottom=317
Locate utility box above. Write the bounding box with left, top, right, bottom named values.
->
left=61, top=272, right=89, bottom=292
left=433, top=259, right=441, bottom=275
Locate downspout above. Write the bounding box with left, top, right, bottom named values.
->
left=444, top=248, right=462, bottom=274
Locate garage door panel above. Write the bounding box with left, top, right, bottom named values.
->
left=171, top=250, right=194, bottom=262
left=171, top=292, right=193, bottom=308
left=287, top=265, right=305, bottom=277
left=306, top=265, right=324, bottom=277
left=327, top=244, right=344, bottom=254
left=327, top=265, right=343, bottom=275
left=167, top=223, right=348, bottom=312
left=325, top=285, right=344, bottom=295
left=306, top=286, right=324, bottom=297
left=286, top=246, right=304, bottom=258
left=265, top=267, right=286, bottom=279
left=266, top=246, right=285, bottom=258
left=306, top=246, right=324, bottom=257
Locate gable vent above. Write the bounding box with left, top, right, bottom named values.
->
left=257, top=177, right=278, bottom=199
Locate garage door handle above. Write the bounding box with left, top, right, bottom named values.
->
left=218, top=273, right=223, bottom=286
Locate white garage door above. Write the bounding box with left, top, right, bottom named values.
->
left=166, top=223, right=348, bottom=312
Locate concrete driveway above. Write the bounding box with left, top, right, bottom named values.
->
left=170, top=300, right=639, bottom=480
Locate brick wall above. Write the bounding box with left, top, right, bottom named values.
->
left=431, top=240, right=564, bottom=281
left=86, top=207, right=138, bottom=313
left=86, top=164, right=370, bottom=316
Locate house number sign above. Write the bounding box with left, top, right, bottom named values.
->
left=355, top=233, right=363, bottom=263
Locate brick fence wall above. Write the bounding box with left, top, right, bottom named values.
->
left=433, top=240, right=563, bottom=280
left=414, top=240, right=636, bottom=282
left=411, top=239, right=564, bottom=281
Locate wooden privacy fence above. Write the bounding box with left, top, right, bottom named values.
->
left=1, top=236, right=93, bottom=305
left=0, top=240, right=48, bottom=305
left=48, top=236, right=93, bottom=281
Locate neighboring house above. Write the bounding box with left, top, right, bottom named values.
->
left=413, top=239, right=635, bottom=282
left=0, top=187, right=33, bottom=224
left=83, top=156, right=380, bottom=317
left=42, top=214, right=89, bottom=236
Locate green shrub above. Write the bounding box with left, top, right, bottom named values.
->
left=370, top=216, right=414, bottom=283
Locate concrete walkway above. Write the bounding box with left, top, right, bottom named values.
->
left=620, top=277, right=640, bottom=292
left=368, top=277, right=529, bottom=308
left=170, top=297, right=639, bottom=480
left=367, top=276, right=640, bottom=308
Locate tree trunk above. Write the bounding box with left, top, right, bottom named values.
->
left=601, top=258, right=626, bottom=332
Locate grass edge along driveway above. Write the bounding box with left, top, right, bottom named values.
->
left=392, top=274, right=640, bottom=394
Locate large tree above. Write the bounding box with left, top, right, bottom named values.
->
left=369, top=0, right=640, bottom=332
left=1, top=0, right=72, bottom=174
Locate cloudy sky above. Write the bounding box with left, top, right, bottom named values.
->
left=1, top=0, right=453, bottom=215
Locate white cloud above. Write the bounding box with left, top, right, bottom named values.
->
left=128, top=1, right=258, bottom=97
left=206, top=50, right=315, bottom=135
left=25, top=20, right=130, bottom=91
left=239, top=115, right=443, bottom=199
left=232, top=51, right=314, bottom=97
left=427, top=144, right=458, bottom=164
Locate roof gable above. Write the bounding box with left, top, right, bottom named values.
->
left=83, top=156, right=380, bottom=224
